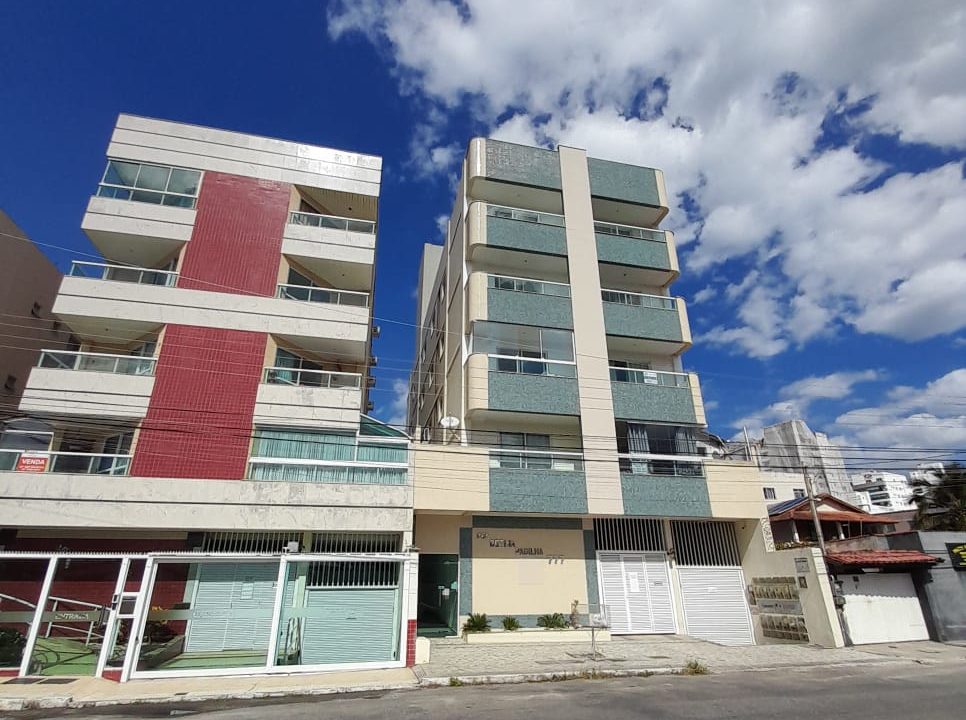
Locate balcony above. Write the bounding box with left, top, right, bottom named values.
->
left=488, top=448, right=588, bottom=513
left=55, top=262, right=370, bottom=362
left=587, top=157, right=668, bottom=227
left=466, top=139, right=565, bottom=214
left=0, top=449, right=130, bottom=475
left=595, top=220, right=679, bottom=287
left=619, top=460, right=711, bottom=517
left=282, top=211, right=376, bottom=292
left=610, top=368, right=705, bottom=425
left=468, top=273, right=573, bottom=329
left=602, top=290, right=691, bottom=353
left=82, top=196, right=195, bottom=269
left=255, top=367, right=363, bottom=428
left=20, top=350, right=155, bottom=419
left=466, top=354, right=580, bottom=418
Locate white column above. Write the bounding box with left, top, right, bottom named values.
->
left=19, top=557, right=57, bottom=676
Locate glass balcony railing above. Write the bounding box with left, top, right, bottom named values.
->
left=263, top=367, right=362, bottom=389
left=487, top=274, right=570, bottom=298
left=288, top=210, right=376, bottom=234
left=601, top=289, right=676, bottom=310
left=488, top=449, right=584, bottom=472
left=619, top=457, right=705, bottom=477
left=0, top=449, right=131, bottom=475
left=69, top=261, right=178, bottom=287
left=609, top=367, right=690, bottom=387
left=487, top=355, right=577, bottom=378
left=594, top=220, right=667, bottom=243
left=38, top=350, right=156, bottom=376
left=485, top=204, right=566, bottom=227
left=276, top=283, right=369, bottom=307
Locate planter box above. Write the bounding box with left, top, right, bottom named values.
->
left=464, top=628, right=611, bottom=644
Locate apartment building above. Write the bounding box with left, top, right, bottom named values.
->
left=0, top=115, right=416, bottom=681
left=759, top=420, right=860, bottom=504
left=0, top=210, right=74, bottom=419
left=851, top=470, right=916, bottom=513
left=407, top=139, right=766, bottom=645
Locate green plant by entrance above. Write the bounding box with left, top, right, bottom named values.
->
left=501, top=616, right=521, bottom=631
left=462, top=613, right=491, bottom=633
left=537, top=613, right=568, bottom=629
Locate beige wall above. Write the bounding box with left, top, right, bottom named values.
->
left=472, top=526, right=588, bottom=616
left=736, top=519, right=844, bottom=648
left=706, top=461, right=769, bottom=520
left=412, top=442, right=489, bottom=512
left=414, top=513, right=466, bottom=554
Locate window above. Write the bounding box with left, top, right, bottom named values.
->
left=763, top=487, right=777, bottom=500
left=793, top=488, right=806, bottom=499
left=616, top=422, right=698, bottom=456
left=97, top=160, right=201, bottom=208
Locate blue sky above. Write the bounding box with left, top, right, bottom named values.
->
left=1, top=1, right=964, bottom=464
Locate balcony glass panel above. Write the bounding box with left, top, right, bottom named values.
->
left=0, top=449, right=130, bottom=475
left=97, top=160, right=200, bottom=209
left=263, top=367, right=361, bottom=388
left=69, top=261, right=178, bottom=287
left=601, top=290, right=676, bottom=310
left=276, top=283, right=369, bottom=307
left=288, top=211, right=376, bottom=234
left=472, top=322, right=574, bottom=362
left=38, top=350, right=156, bottom=376
left=489, top=449, right=583, bottom=472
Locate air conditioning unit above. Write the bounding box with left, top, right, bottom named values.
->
left=366, top=376, right=376, bottom=388
left=284, top=541, right=300, bottom=553
left=371, top=324, right=381, bottom=338
left=369, top=356, right=378, bottom=367
left=366, top=400, right=374, bottom=412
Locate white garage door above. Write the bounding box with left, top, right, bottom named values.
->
left=841, top=573, right=928, bottom=645
left=185, top=562, right=278, bottom=653
left=678, top=567, right=754, bottom=645
left=598, top=552, right=675, bottom=634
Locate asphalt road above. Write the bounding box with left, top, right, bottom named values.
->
left=21, top=663, right=966, bottom=719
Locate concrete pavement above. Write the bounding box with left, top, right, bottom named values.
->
left=21, top=662, right=966, bottom=719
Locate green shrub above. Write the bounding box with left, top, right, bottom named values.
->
left=501, top=616, right=521, bottom=631
left=537, top=613, right=568, bottom=629
left=463, top=613, right=491, bottom=633
left=681, top=659, right=709, bottom=675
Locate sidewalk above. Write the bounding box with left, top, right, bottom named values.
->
left=0, top=668, right=418, bottom=711
left=414, top=635, right=962, bottom=684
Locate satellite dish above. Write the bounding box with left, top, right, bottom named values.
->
left=440, top=416, right=460, bottom=430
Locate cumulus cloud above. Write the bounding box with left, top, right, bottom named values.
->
left=732, top=369, right=882, bottom=434
left=328, top=0, right=966, bottom=355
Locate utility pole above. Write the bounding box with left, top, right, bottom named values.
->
left=802, top=465, right=827, bottom=555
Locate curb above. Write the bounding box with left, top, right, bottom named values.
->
left=419, top=667, right=678, bottom=686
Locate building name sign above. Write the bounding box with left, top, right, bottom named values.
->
left=947, top=543, right=966, bottom=571
left=477, top=532, right=547, bottom=557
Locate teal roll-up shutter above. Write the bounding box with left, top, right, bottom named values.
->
left=299, top=588, right=401, bottom=665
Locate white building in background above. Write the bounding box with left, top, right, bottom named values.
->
left=850, top=470, right=916, bottom=513
left=910, top=462, right=945, bottom=485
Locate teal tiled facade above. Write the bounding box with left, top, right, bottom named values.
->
left=596, top=232, right=673, bottom=270
left=620, top=473, right=711, bottom=516
left=485, top=140, right=561, bottom=189
left=488, top=371, right=580, bottom=415
left=602, top=303, right=684, bottom=342
left=486, top=215, right=568, bottom=255
left=611, top=382, right=697, bottom=424
left=487, top=287, right=573, bottom=329
left=489, top=469, right=588, bottom=513
left=587, top=158, right=662, bottom=207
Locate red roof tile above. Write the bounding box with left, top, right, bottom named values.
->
left=825, top=550, right=940, bottom=567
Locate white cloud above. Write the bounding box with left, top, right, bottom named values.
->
left=732, top=369, right=881, bottom=435
left=832, top=368, right=966, bottom=449
left=329, top=0, right=966, bottom=354
left=692, top=286, right=717, bottom=304
left=384, top=378, right=410, bottom=427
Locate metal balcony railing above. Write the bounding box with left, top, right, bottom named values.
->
left=69, top=261, right=178, bottom=287
left=601, top=288, right=677, bottom=310
left=487, top=355, right=577, bottom=378
left=0, top=450, right=131, bottom=475
left=609, top=367, right=691, bottom=387
left=488, top=448, right=584, bottom=472
left=263, top=367, right=362, bottom=389
left=38, top=350, right=156, bottom=376
left=594, top=220, right=668, bottom=243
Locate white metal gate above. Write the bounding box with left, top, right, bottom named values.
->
left=841, top=573, right=929, bottom=644
left=598, top=552, right=675, bottom=634
left=678, top=567, right=754, bottom=645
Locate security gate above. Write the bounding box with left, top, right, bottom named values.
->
left=841, top=573, right=928, bottom=644
left=598, top=552, right=676, bottom=634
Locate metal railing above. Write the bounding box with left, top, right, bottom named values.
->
left=0, top=593, right=105, bottom=647
left=288, top=210, right=376, bottom=234
left=489, top=448, right=584, bottom=472
left=276, top=283, right=369, bottom=307
left=487, top=355, right=577, bottom=378
left=594, top=220, right=667, bottom=243
left=487, top=274, right=571, bottom=298
left=69, top=261, right=178, bottom=287
left=38, top=350, right=156, bottom=376
left=609, top=367, right=691, bottom=387
left=620, top=457, right=705, bottom=477
left=263, top=366, right=362, bottom=388
left=0, top=449, right=131, bottom=475
left=601, top=288, right=677, bottom=310
left=485, top=204, right=566, bottom=227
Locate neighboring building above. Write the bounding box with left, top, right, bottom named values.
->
left=910, top=461, right=946, bottom=485
left=0, top=115, right=416, bottom=681
left=0, top=210, right=74, bottom=419
left=850, top=470, right=916, bottom=513
left=407, top=138, right=766, bottom=646
left=759, top=420, right=859, bottom=504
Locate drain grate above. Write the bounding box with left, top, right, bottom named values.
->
left=40, top=678, right=77, bottom=684
left=4, top=678, right=43, bottom=685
